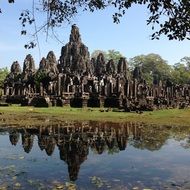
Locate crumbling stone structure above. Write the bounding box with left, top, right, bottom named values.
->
left=3, top=25, right=190, bottom=110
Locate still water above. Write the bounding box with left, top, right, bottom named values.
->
left=0, top=121, right=190, bottom=190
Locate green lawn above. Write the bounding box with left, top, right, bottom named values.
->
left=0, top=105, right=190, bottom=126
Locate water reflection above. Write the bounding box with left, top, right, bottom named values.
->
left=3, top=122, right=190, bottom=182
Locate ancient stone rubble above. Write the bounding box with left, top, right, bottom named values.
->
left=3, top=24, right=190, bottom=110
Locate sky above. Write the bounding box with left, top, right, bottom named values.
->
left=0, top=1, right=190, bottom=70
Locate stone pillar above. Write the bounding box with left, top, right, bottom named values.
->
left=81, top=83, right=84, bottom=93
left=89, top=86, right=92, bottom=93
left=182, top=87, right=185, bottom=97
left=116, top=77, right=120, bottom=94
left=66, top=84, right=69, bottom=92
left=49, top=82, right=53, bottom=94
left=62, top=74, right=67, bottom=93
left=54, top=82, right=57, bottom=96
left=23, top=87, right=26, bottom=96
left=18, top=86, right=21, bottom=96
left=171, top=86, right=173, bottom=98
left=5, top=86, right=9, bottom=96
left=125, top=80, right=129, bottom=97
left=40, top=83, right=43, bottom=96
left=111, top=82, right=114, bottom=94
left=12, top=86, right=15, bottom=95
left=106, top=83, right=110, bottom=97
left=34, top=86, right=37, bottom=94
left=158, top=86, right=161, bottom=97
left=57, top=74, right=61, bottom=96
left=133, top=79, right=137, bottom=99
left=99, top=96, right=104, bottom=107
left=129, top=83, right=132, bottom=99
left=28, top=84, right=31, bottom=95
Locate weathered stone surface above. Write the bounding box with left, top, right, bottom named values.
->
left=106, top=59, right=116, bottom=75
left=5, top=61, right=22, bottom=86
left=69, top=24, right=82, bottom=43
left=11, top=61, right=21, bottom=75
left=39, top=57, right=48, bottom=70
left=22, top=54, right=36, bottom=83
left=90, top=57, right=96, bottom=74
left=23, top=54, right=35, bottom=74
left=46, top=51, right=59, bottom=80
left=38, top=51, right=58, bottom=79
left=95, top=53, right=106, bottom=76
left=59, top=24, right=91, bottom=75
left=35, top=52, right=58, bottom=92
left=29, top=97, right=51, bottom=107
left=3, top=24, right=190, bottom=110
left=117, top=57, right=130, bottom=79
left=34, top=57, right=49, bottom=88
left=133, top=66, right=142, bottom=81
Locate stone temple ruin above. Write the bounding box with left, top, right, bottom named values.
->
left=3, top=25, right=190, bottom=110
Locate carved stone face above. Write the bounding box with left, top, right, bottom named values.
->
left=118, top=58, right=127, bottom=72
left=46, top=51, right=57, bottom=64
left=59, top=24, right=91, bottom=75
left=23, top=54, right=35, bottom=73
left=39, top=58, right=47, bottom=70
left=106, top=59, right=116, bottom=75
left=11, top=61, right=21, bottom=74
left=69, top=24, right=81, bottom=43
left=94, top=53, right=106, bottom=76
left=97, top=53, right=105, bottom=63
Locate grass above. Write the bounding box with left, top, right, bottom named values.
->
left=0, top=105, right=190, bottom=126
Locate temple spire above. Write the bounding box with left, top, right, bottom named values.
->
left=69, top=24, right=82, bottom=43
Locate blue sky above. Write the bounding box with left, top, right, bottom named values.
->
left=0, top=1, right=190, bottom=70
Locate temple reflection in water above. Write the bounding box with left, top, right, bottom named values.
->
left=5, top=121, right=179, bottom=181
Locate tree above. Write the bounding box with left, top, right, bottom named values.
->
left=0, top=67, right=9, bottom=96
left=34, top=69, right=49, bottom=89
left=91, top=49, right=124, bottom=63
left=107, top=50, right=124, bottom=63
left=129, top=53, right=172, bottom=84
left=179, top=57, right=190, bottom=71
left=171, top=59, right=190, bottom=84
left=0, top=68, right=9, bottom=87
left=2, top=0, right=190, bottom=48
left=91, top=50, right=108, bottom=61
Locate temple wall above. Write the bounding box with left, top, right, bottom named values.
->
left=3, top=25, right=190, bottom=110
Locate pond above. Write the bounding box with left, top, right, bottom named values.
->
left=0, top=121, right=190, bottom=190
